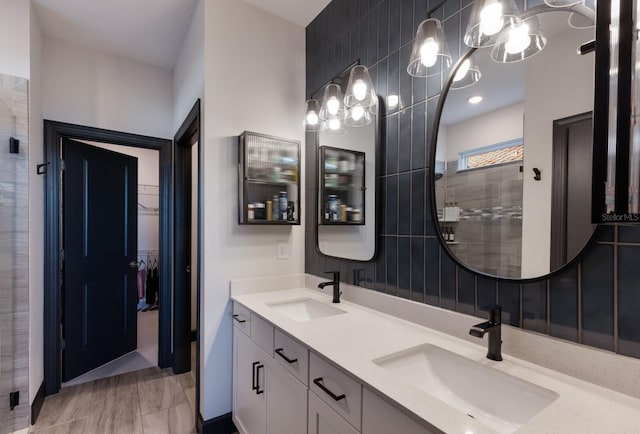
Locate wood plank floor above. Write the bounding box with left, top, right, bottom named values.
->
left=30, top=350, right=196, bottom=434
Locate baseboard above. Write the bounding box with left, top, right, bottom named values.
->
left=197, top=411, right=236, bottom=434
left=31, top=381, right=46, bottom=425
left=191, top=329, right=197, bottom=342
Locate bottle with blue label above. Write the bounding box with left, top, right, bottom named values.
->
left=328, top=195, right=339, bottom=222
left=279, top=191, right=288, bottom=221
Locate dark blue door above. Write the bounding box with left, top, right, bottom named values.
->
left=62, top=138, right=138, bottom=381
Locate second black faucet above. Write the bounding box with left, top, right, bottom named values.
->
left=318, top=271, right=341, bottom=303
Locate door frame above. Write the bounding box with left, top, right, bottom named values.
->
left=43, top=120, right=173, bottom=395
left=173, top=100, right=202, bottom=420
left=550, top=111, right=592, bottom=270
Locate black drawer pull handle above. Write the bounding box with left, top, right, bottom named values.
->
left=233, top=314, right=246, bottom=323
left=275, top=348, right=298, bottom=364
left=256, top=364, right=264, bottom=395
left=313, top=377, right=345, bottom=401
left=251, top=361, right=259, bottom=390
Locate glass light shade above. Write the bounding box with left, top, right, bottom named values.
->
left=464, top=0, right=523, bottom=48
left=319, top=83, right=346, bottom=121
left=491, top=16, right=547, bottom=63
left=303, top=99, right=321, bottom=132
left=407, top=18, right=452, bottom=77
left=568, top=1, right=596, bottom=29
left=344, top=65, right=377, bottom=108
left=450, top=57, right=482, bottom=89
left=344, top=104, right=373, bottom=127
left=544, top=0, right=583, bottom=6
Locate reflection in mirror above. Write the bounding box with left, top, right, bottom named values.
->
left=317, top=102, right=378, bottom=260
left=434, top=7, right=596, bottom=279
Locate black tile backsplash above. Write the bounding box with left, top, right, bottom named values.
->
left=306, top=0, right=640, bottom=360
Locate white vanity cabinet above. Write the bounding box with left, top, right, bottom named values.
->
left=233, top=330, right=267, bottom=434
left=233, top=308, right=308, bottom=434
left=308, top=389, right=360, bottom=434
left=232, top=302, right=434, bottom=434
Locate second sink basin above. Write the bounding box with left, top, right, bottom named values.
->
left=373, top=344, right=558, bottom=433
left=267, top=298, right=346, bottom=321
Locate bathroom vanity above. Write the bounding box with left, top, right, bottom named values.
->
left=231, top=276, right=640, bottom=434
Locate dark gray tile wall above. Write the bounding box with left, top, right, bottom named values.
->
left=305, top=0, right=640, bottom=360
left=0, top=73, right=30, bottom=433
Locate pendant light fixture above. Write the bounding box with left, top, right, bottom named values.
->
left=407, top=18, right=452, bottom=77
left=344, top=65, right=376, bottom=108
left=464, top=0, right=523, bottom=48
left=319, top=83, right=346, bottom=121
left=568, top=1, right=596, bottom=29
left=303, top=99, right=321, bottom=132
left=450, top=57, right=482, bottom=89
left=491, top=15, right=547, bottom=63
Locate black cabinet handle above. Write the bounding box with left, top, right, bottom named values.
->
left=256, top=364, right=264, bottom=395
left=251, top=361, right=259, bottom=390
left=313, top=377, right=345, bottom=401
left=275, top=348, right=298, bottom=364
left=233, top=314, right=246, bottom=323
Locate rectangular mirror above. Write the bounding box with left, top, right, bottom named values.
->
left=317, top=106, right=379, bottom=261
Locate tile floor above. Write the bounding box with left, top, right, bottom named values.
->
left=29, top=343, right=197, bottom=434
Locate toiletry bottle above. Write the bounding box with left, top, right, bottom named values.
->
left=279, top=191, right=288, bottom=221
left=266, top=201, right=273, bottom=221
left=272, top=194, right=279, bottom=221
left=449, top=227, right=455, bottom=242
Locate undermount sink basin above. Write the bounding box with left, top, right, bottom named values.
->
left=267, top=298, right=346, bottom=322
left=373, top=344, right=558, bottom=433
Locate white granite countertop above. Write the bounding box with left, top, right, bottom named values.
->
left=231, top=287, right=640, bottom=433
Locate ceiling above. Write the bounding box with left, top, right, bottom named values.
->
left=244, top=0, right=331, bottom=26
left=31, top=0, right=327, bottom=71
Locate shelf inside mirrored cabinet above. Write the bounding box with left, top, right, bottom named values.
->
left=238, top=131, right=301, bottom=225
left=319, top=145, right=366, bottom=226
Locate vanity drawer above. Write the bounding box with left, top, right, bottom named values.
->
left=250, top=313, right=274, bottom=356
left=309, top=352, right=362, bottom=431
left=232, top=302, right=251, bottom=335
left=274, top=329, right=309, bottom=385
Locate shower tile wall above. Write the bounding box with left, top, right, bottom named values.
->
left=305, top=0, right=640, bottom=357
left=0, top=73, right=29, bottom=433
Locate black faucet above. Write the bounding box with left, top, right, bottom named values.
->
left=469, top=305, right=503, bottom=361
left=318, top=271, right=341, bottom=303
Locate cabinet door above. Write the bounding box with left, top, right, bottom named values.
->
left=308, top=390, right=360, bottom=434
left=234, top=329, right=267, bottom=434
left=362, top=388, right=436, bottom=434
left=266, top=359, right=307, bottom=434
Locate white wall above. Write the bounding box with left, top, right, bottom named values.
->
left=173, top=0, right=204, bottom=360
left=201, top=0, right=305, bottom=419
left=173, top=0, right=204, bottom=131
left=441, top=102, right=524, bottom=161
left=521, top=27, right=594, bottom=278
left=28, top=2, right=44, bottom=405
left=0, top=0, right=30, bottom=79
left=42, top=37, right=174, bottom=139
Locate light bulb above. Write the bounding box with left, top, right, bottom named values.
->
left=479, top=1, right=504, bottom=36
left=329, top=118, right=341, bottom=130
left=453, top=59, right=471, bottom=82
left=306, top=110, right=319, bottom=125
left=387, top=94, right=399, bottom=109
left=420, top=37, right=439, bottom=68
left=327, top=96, right=340, bottom=115
left=504, top=23, right=531, bottom=54
left=352, top=105, right=365, bottom=121
left=353, top=79, right=368, bottom=101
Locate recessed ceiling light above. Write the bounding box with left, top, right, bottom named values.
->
left=468, top=95, right=483, bottom=104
